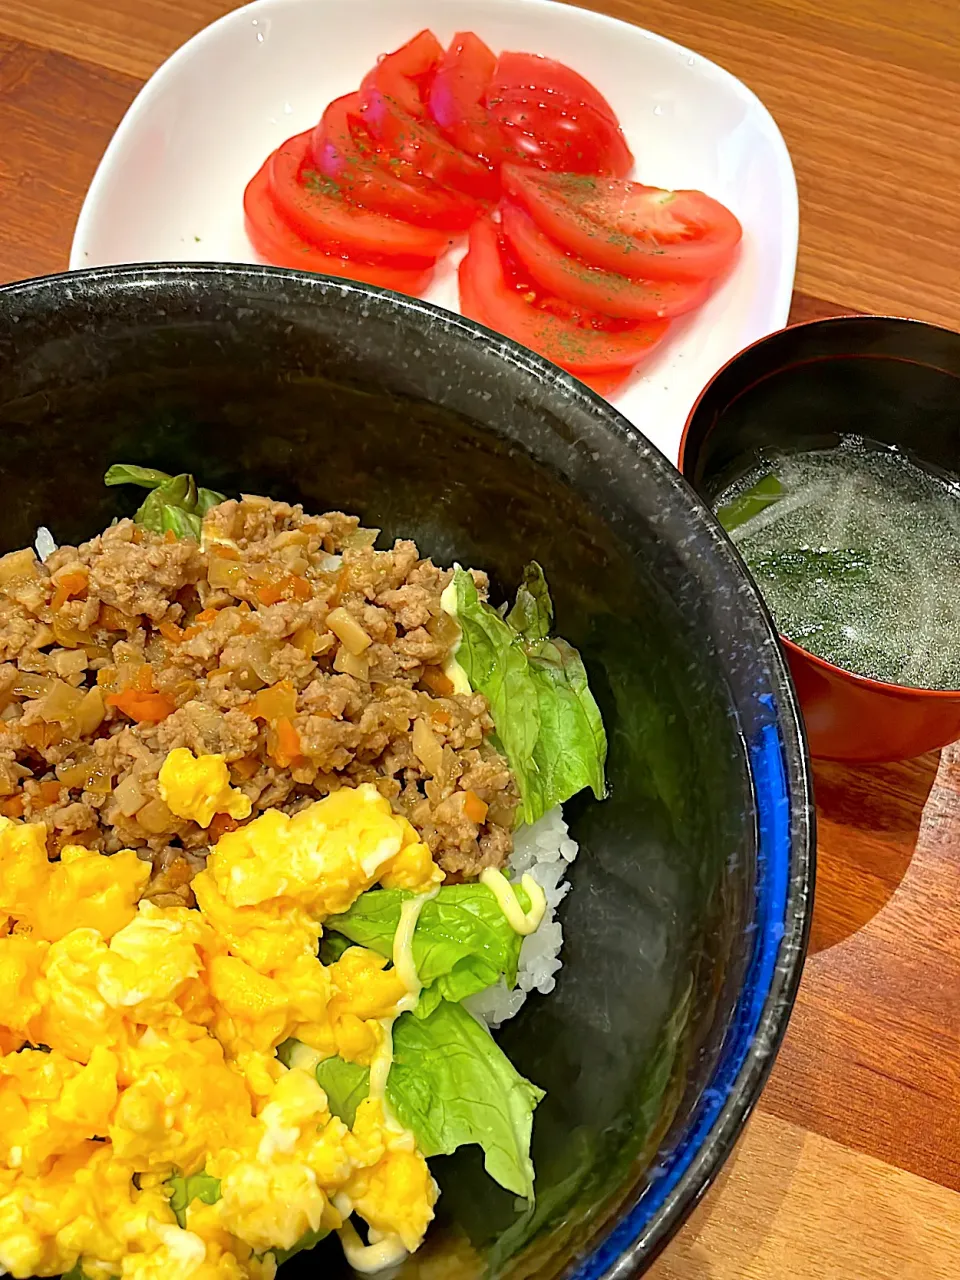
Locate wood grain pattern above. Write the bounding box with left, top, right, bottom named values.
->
left=0, top=0, right=232, bottom=82
left=649, top=1110, right=960, bottom=1280
left=0, top=39, right=139, bottom=280
left=0, top=1, right=958, bottom=1274
left=763, top=743, right=960, bottom=1190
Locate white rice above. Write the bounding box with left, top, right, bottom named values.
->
left=465, top=805, right=578, bottom=1028
left=34, top=527, right=57, bottom=562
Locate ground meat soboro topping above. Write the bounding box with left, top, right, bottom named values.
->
left=0, top=497, right=517, bottom=904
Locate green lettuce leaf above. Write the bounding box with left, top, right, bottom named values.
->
left=163, top=1159, right=329, bottom=1263
left=453, top=569, right=540, bottom=792
left=165, top=1169, right=222, bottom=1228
left=505, top=561, right=553, bottom=643
left=104, top=464, right=226, bottom=540
left=316, top=1055, right=370, bottom=1128
left=104, top=464, right=173, bottom=489
left=452, top=568, right=606, bottom=824
left=326, top=883, right=527, bottom=1010
left=59, top=1264, right=94, bottom=1280
left=270, top=1226, right=331, bottom=1265
left=318, top=930, right=352, bottom=965
left=523, top=637, right=606, bottom=819
left=389, top=1000, right=543, bottom=1200
left=196, top=487, right=225, bottom=517
left=306, top=999, right=544, bottom=1201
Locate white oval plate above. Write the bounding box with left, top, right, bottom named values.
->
left=70, top=0, right=797, bottom=462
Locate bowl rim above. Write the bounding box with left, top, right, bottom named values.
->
left=0, top=261, right=815, bottom=1278
left=677, top=311, right=960, bottom=704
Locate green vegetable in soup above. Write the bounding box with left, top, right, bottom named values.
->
left=750, top=546, right=874, bottom=582
left=716, top=473, right=783, bottom=533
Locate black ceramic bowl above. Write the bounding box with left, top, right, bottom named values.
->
left=0, top=265, right=813, bottom=1279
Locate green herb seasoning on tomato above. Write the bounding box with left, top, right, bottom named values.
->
left=242, top=28, right=742, bottom=394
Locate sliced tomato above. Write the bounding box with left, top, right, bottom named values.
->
left=362, top=29, right=443, bottom=118
left=490, top=52, right=621, bottom=125
left=500, top=201, right=712, bottom=319
left=244, top=155, right=433, bottom=295
left=487, top=92, right=633, bottom=177
left=311, top=93, right=478, bottom=230
left=502, top=166, right=742, bottom=281
left=267, top=130, right=450, bottom=266
left=427, top=32, right=510, bottom=165
left=359, top=85, right=500, bottom=201
left=458, top=217, right=668, bottom=376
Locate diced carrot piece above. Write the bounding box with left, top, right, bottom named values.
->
left=291, top=575, right=312, bottom=600
left=159, top=622, right=183, bottom=644
left=39, top=780, right=63, bottom=806
left=272, top=716, right=303, bottom=768
left=238, top=620, right=259, bottom=635
left=209, top=812, right=240, bottom=842
left=51, top=570, right=89, bottom=612
left=106, top=689, right=176, bottom=723
left=1, top=795, right=24, bottom=818
left=257, top=582, right=285, bottom=606
left=195, top=609, right=220, bottom=623
left=213, top=545, right=241, bottom=561
left=163, top=529, right=177, bottom=544
left=247, top=679, right=298, bottom=724
left=422, top=667, right=455, bottom=696
left=462, top=790, right=488, bottom=824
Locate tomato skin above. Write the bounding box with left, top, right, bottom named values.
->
left=428, top=32, right=511, bottom=165
left=358, top=85, right=500, bottom=201
left=267, top=130, right=450, bottom=266
left=502, top=165, right=742, bottom=281
left=243, top=155, right=434, bottom=295
left=458, top=217, right=668, bottom=375
left=490, top=51, right=621, bottom=125
left=500, top=201, right=713, bottom=319
left=364, top=29, right=443, bottom=117
left=311, top=93, right=478, bottom=230
left=488, top=93, right=633, bottom=177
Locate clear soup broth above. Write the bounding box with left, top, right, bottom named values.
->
left=714, top=436, right=960, bottom=691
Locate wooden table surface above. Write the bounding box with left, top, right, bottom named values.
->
left=1, top=1, right=959, bottom=1275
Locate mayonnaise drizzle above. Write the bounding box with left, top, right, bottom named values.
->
left=438, top=574, right=472, bottom=695
left=338, top=1218, right=407, bottom=1273
left=338, top=888, right=438, bottom=1272
left=366, top=887, right=439, bottom=1110
left=479, top=867, right=547, bottom=936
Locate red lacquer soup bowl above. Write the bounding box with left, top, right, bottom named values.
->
left=679, top=315, right=960, bottom=763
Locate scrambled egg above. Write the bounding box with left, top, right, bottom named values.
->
left=159, top=749, right=253, bottom=828
left=0, top=764, right=443, bottom=1279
